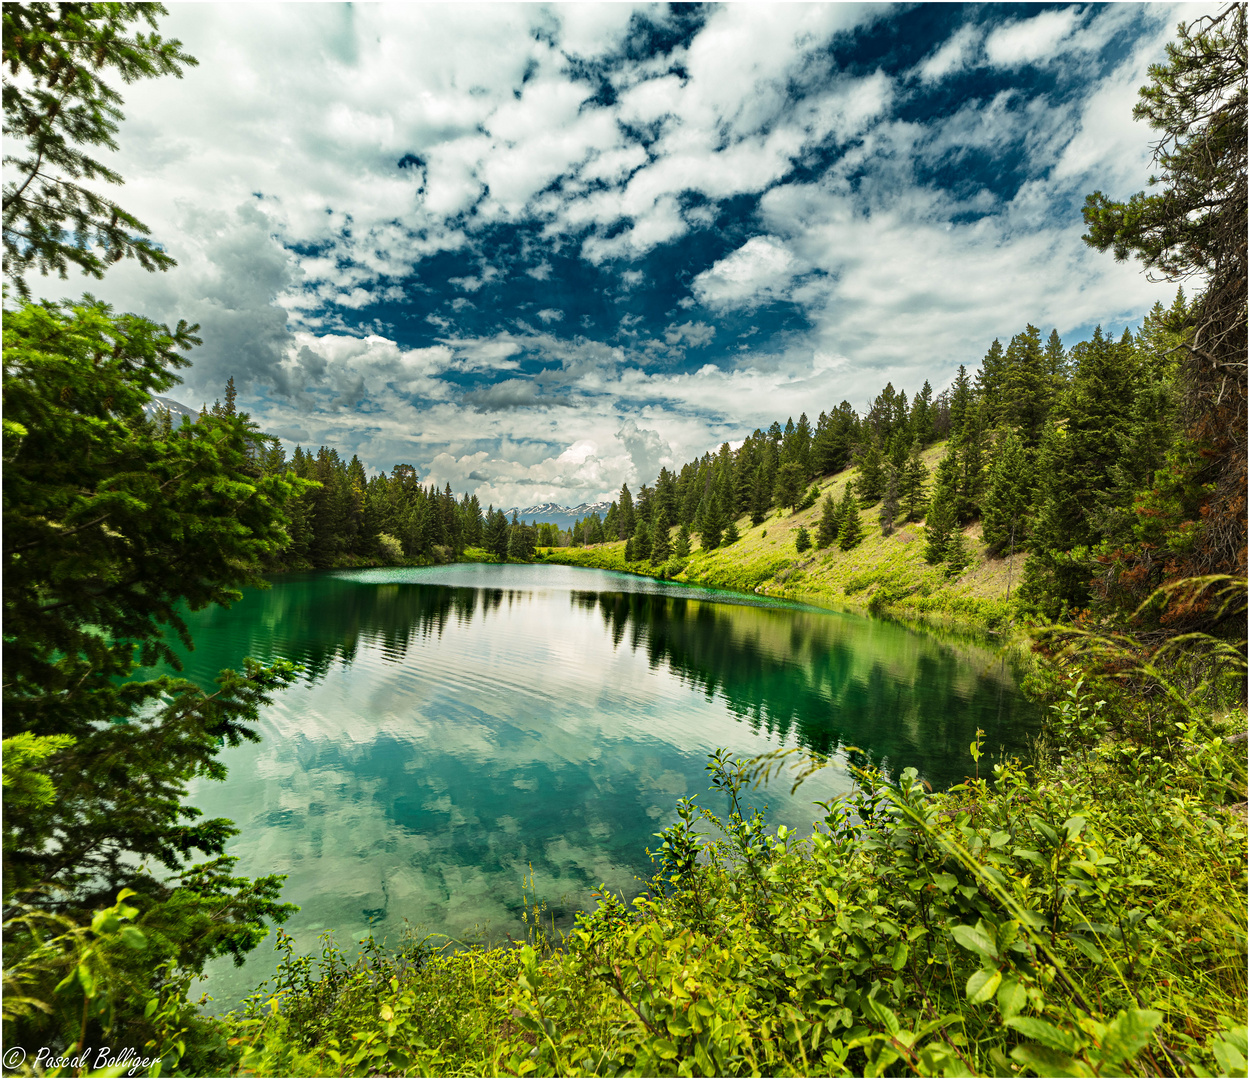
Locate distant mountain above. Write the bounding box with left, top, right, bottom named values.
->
left=143, top=394, right=199, bottom=423
left=505, top=500, right=614, bottom=529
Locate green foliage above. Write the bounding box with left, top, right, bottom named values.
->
left=674, top=522, right=691, bottom=559
left=3, top=296, right=306, bottom=1056
left=836, top=486, right=863, bottom=550
left=1081, top=5, right=1247, bottom=603
left=2, top=2, right=196, bottom=297
left=981, top=428, right=1032, bottom=556
left=794, top=525, right=811, bottom=553
left=772, top=459, right=804, bottom=511
left=924, top=491, right=956, bottom=565
left=817, top=492, right=842, bottom=548
left=943, top=528, right=972, bottom=578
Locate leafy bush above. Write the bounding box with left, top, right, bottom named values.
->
left=227, top=710, right=1246, bottom=1077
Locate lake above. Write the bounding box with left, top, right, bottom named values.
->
left=163, top=563, right=1038, bottom=1008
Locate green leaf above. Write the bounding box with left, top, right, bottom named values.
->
left=890, top=939, right=909, bottom=971
left=866, top=998, right=900, bottom=1038
left=77, top=961, right=98, bottom=998
left=651, top=1037, right=679, bottom=1060
left=1066, top=934, right=1104, bottom=963
left=932, top=872, right=959, bottom=893
left=1213, top=1035, right=1249, bottom=1078
left=950, top=924, right=998, bottom=960
left=965, top=968, right=1001, bottom=1004
left=996, top=977, right=1028, bottom=1022
left=91, top=910, right=120, bottom=935
left=1096, top=1009, right=1162, bottom=1066
left=1010, top=1043, right=1088, bottom=1077
left=1006, top=1016, right=1079, bottom=1054
left=119, top=926, right=147, bottom=950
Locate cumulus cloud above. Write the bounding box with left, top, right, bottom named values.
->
left=984, top=9, right=1082, bottom=68
left=691, top=236, right=800, bottom=310
left=615, top=419, right=674, bottom=487
left=663, top=321, right=715, bottom=348
left=915, top=24, right=983, bottom=83
left=24, top=2, right=1184, bottom=505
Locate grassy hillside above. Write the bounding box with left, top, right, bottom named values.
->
left=541, top=441, right=1023, bottom=630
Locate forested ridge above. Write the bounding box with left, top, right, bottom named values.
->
left=199, top=289, right=1200, bottom=634
left=3, top=3, right=1245, bottom=1078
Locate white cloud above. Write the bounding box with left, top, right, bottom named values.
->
left=691, top=236, right=799, bottom=310
left=21, top=3, right=1188, bottom=506
left=984, top=9, right=1082, bottom=69
left=915, top=24, right=983, bottom=83
left=663, top=321, right=716, bottom=347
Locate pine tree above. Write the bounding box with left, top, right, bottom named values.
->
left=697, top=488, right=724, bottom=550
left=948, top=365, right=973, bottom=443
left=837, top=487, right=864, bottom=550
left=975, top=340, right=1006, bottom=425
left=721, top=519, right=740, bottom=545
left=773, top=460, right=804, bottom=511
left=923, top=493, right=956, bottom=565
left=485, top=508, right=509, bottom=559
left=795, top=526, right=811, bottom=553
left=2, top=5, right=194, bottom=297
left=852, top=436, right=886, bottom=504
left=878, top=465, right=900, bottom=536
left=817, top=493, right=843, bottom=548
left=944, top=528, right=972, bottom=578
left=1043, top=328, right=1068, bottom=396
left=3, top=297, right=309, bottom=1053
left=1001, top=324, right=1049, bottom=446
left=650, top=505, right=672, bottom=563
left=1082, top=6, right=1246, bottom=604
left=911, top=381, right=935, bottom=447
left=749, top=463, right=770, bottom=524
left=924, top=454, right=960, bottom=563
left=617, top=483, right=635, bottom=539
left=954, top=406, right=988, bottom=523
left=674, top=522, right=691, bottom=558
left=793, top=412, right=813, bottom=476
left=901, top=441, right=929, bottom=522
left=981, top=429, right=1033, bottom=556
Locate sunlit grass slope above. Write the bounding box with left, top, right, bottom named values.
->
left=540, top=441, right=1024, bottom=629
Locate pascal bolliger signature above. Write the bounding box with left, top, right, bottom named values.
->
left=2, top=1045, right=160, bottom=1074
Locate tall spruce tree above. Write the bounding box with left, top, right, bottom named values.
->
left=901, top=440, right=929, bottom=522
left=878, top=465, right=900, bottom=536
left=852, top=436, right=886, bottom=504
left=981, top=428, right=1033, bottom=556
left=1083, top=5, right=1246, bottom=607
left=817, top=493, right=843, bottom=548
left=650, top=504, right=672, bottom=563
left=1001, top=324, right=1049, bottom=446
left=837, top=486, right=864, bottom=550
left=947, top=365, right=973, bottom=443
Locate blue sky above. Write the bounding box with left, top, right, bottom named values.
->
left=64, top=2, right=1206, bottom=507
